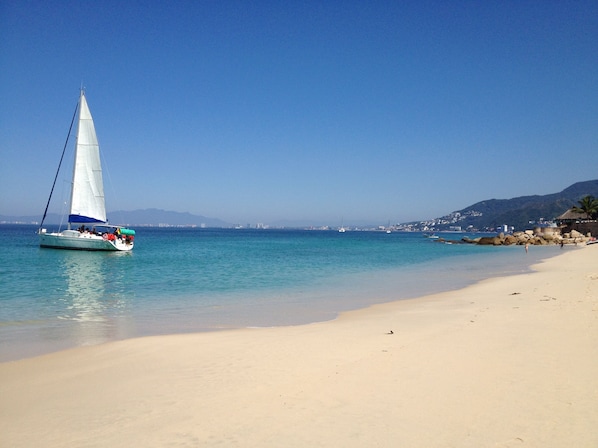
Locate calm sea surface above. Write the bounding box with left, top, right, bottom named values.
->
left=0, top=225, right=560, bottom=361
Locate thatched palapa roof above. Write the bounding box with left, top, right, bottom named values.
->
left=556, top=209, right=588, bottom=221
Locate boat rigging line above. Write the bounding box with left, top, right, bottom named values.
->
left=39, top=99, right=79, bottom=232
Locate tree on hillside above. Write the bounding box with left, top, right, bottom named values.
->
left=572, top=195, right=598, bottom=219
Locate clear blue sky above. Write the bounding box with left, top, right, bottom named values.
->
left=1, top=1, right=597, bottom=226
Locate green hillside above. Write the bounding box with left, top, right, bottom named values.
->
left=405, top=180, right=598, bottom=232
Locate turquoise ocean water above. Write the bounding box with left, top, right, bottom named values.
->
left=0, top=225, right=559, bottom=361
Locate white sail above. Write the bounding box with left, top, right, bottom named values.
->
left=69, top=91, right=106, bottom=224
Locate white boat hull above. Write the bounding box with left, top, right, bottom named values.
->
left=39, top=230, right=133, bottom=251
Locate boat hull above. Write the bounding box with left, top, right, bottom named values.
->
left=39, top=230, right=133, bottom=251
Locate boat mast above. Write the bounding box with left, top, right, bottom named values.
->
left=67, top=90, right=84, bottom=230
left=38, top=97, right=80, bottom=232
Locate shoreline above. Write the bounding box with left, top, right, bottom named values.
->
left=1, top=245, right=597, bottom=447
left=0, top=243, right=558, bottom=363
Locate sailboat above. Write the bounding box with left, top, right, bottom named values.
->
left=38, top=90, right=135, bottom=251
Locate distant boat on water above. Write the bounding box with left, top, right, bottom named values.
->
left=338, top=219, right=346, bottom=233
left=38, top=90, right=135, bottom=251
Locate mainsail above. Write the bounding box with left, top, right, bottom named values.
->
left=68, top=91, right=107, bottom=224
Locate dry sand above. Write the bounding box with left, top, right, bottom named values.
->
left=1, top=245, right=597, bottom=447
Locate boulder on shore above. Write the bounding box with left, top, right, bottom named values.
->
left=503, top=235, right=518, bottom=245
left=477, top=236, right=500, bottom=245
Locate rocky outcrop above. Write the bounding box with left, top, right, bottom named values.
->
left=462, top=229, right=592, bottom=246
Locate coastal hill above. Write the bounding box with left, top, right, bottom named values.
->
left=398, top=179, right=598, bottom=232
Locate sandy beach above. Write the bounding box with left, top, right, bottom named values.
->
left=1, top=245, right=597, bottom=447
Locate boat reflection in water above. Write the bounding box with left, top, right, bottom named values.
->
left=57, top=250, right=132, bottom=347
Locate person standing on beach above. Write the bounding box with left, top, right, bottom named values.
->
left=525, top=243, right=529, bottom=253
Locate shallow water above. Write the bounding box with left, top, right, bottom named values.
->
left=0, top=225, right=559, bottom=361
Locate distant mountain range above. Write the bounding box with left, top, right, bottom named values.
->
left=399, top=179, right=598, bottom=232
left=109, top=209, right=230, bottom=227
left=2, top=180, right=597, bottom=230
left=0, top=208, right=230, bottom=228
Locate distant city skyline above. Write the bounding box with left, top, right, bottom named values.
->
left=1, top=2, right=597, bottom=225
